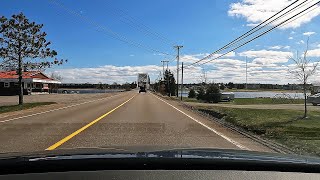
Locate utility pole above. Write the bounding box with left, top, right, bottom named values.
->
left=245, top=56, right=248, bottom=89
left=181, top=62, right=184, bottom=100
left=174, top=45, right=183, bottom=97
left=161, top=60, right=169, bottom=95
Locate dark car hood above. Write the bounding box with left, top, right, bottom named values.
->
left=1, top=147, right=320, bottom=174
left=0, top=146, right=320, bottom=165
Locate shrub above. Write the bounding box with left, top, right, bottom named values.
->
left=188, top=89, right=196, bottom=98
left=197, top=87, right=205, bottom=100
left=205, top=84, right=221, bottom=103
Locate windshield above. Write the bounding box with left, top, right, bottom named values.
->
left=0, top=0, right=320, bottom=159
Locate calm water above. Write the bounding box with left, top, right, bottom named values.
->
left=178, top=91, right=307, bottom=99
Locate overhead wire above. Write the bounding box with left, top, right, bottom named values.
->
left=185, top=0, right=302, bottom=67
left=221, top=0, right=311, bottom=50
left=102, top=0, right=176, bottom=47
left=100, top=0, right=179, bottom=63
left=47, top=0, right=174, bottom=57
left=187, top=1, right=320, bottom=68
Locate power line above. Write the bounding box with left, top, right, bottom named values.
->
left=48, top=0, right=174, bottom=57
left=101, top=2, right=179, bottom=59
left=280, top=1, right=320, bottom=28
left=102, top=1, right=176, bottom=47
left=188, top=1, right=320, bottom=68
left=187, top=0, right=318, bottom=66
left=186, top=0, right=300, bottom=66
left=222, top=0, right=310, bottom=50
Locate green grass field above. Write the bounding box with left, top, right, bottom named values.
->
left=0, top=102, right=56, bottom=114
left=183, top=97, right=304, bottom=105
left=196, top=106, right=320, bottom=156
left=227, top=98, right=304, bottom=105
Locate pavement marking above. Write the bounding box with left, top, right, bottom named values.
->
left=151, top=93, right=250, bottom=151
left=46, top=95, right=136, bottom=150
left=0, top=93, right=125, bottom=123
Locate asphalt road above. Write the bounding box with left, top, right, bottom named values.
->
left=0, top=91, right=272, bottom=153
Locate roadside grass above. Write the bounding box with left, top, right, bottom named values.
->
left=226, top=98, right=304, bottom=105
left=182, top=97, right=304, bottom=105
left=223, top=88, right=303, bottom=93
left=0, top=102, right=56, bottom=114
left=181, top=97, right=202, bottom=103
left=196, top=106, right=320, bottom=156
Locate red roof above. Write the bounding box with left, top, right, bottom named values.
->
left=0, top=71, right=54, bottom=80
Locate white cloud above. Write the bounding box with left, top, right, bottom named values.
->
left=46, top=51, right=319, bottom=84
left=308, top=48, right=320, bottom=57
left=288, top=37, right=293, bottom=40
left=269, top=45, right=282, bottom=50
left=48, top=61, right=320, bottom=84
left=129, top=54, right=135, bottom=57
left=269, top=45, right=290, bottom=50
left=239, top=49, right=293, bottom=65
left=181, top=51, right=236, bottom=64
left=181, top=54, right=202, bottom=63
left=207, top=58, right=245, bottom=67
left=228, top=0, right=320, bottom=29
left=303, top=31, right=316, bottom=36
left=48, top=65, right=169, bottom=84
left=296, top=40, right=305, bottom=45
left=252, top=57, right=288, bottom=64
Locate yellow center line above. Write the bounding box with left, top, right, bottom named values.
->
left=46, top=94, right=136, bottom=150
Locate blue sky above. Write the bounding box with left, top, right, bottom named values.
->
left=1, top=0, right=320, bottom=84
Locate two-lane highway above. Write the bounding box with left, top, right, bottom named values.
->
left=0, top=91, right=272, bottom=153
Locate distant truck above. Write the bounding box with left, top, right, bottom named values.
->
left=137, top=73, right=150, bottom=93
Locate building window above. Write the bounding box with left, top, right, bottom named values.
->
left=4, top=82, right=10, bottom=88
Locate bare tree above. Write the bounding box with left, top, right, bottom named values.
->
left=50, top=72, right=63, bottom=81
left=289, top=38, right=319, bottom=118
left=198, top=69, right=208, bottom=85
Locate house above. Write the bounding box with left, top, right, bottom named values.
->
left=0, top=71, right=61, bottom=95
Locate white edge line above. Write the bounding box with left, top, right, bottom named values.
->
left=0, top=93, right=125, bottom=123
left=151, top=93, right=250, bottom=151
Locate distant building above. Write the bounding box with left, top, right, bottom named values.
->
left=0, top=71, right=61, bottom=95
